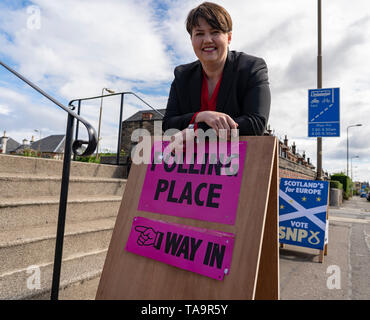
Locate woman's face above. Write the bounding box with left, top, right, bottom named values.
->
left=191, top=17, right=232, bottom=67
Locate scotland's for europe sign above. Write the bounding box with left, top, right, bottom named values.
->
left=279, top=178, right=329, bottom=250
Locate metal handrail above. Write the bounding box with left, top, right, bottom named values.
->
left=0, top=61, right=97, bottom=156
left=0, top=60, right=97, bottom=300
left=69, top=91, right=164, bottom=118
left=69, top=91, right=164, bottom=165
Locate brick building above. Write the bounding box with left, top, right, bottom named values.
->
left=121, top=109, right=166, bottom=155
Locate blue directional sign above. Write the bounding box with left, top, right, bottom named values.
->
left=308, top=88, right=340, bottom=137
left=279, top=178, right=329, bottom=250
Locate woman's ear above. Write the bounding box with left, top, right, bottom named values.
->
left=228, top=31, right=232, bottom=44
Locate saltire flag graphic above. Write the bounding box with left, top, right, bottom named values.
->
left=279, top=178, right=329, bottom=250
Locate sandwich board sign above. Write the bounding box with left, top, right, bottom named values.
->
left=96, top=136, right=280, bottom=300
left=279, top=178, right=329, bottom=250
left=308, top=87, right=340, bottom=137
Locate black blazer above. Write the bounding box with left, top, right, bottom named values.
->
left=162, top=50, right=271, bottom=135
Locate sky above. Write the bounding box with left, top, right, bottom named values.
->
left=0, top=0, right=369, bottom=182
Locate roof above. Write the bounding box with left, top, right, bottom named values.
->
left=14, top=135, right=65, bottom=153
left=124, top=108, right=166, bottom=122
left=31, top=135, right=65, bottom=153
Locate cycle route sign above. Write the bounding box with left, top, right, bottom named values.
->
left=308, top=88, right=340, bottom=137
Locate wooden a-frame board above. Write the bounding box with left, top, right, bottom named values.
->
left=96, top=136, right=279, bottom=300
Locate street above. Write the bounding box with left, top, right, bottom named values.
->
left=279, top=196, right=370, bottom=300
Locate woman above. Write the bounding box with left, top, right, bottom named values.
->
left=162, top=2, right=271, bottom=138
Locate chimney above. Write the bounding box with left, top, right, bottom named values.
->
left=0, top=130, right=8, bottom=154
left=23, top=139, right=29, bottom=145
left=291, top=142, right=296, bottom=155
left=302, top=151, right=306, bottom=159
left=307, top=157, right=310, bottom=164
left=284, top=135, right=288, bottom=147
left=31, top=135, right=35, bottom=143
left=142, top=112, right=153, bottom=121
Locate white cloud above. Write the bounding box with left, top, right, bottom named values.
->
left=0, top=104, right=10, bottom=115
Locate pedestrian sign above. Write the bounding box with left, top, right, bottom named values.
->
left=279, top=178, right=329, bottom=250
left=308, top=88, right=340, bottom=137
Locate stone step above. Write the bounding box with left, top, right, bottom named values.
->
left=0, top=217, right=115, bottom=276
left=0, top=173, right=126, bottom=199
left=56, top=272, right=100, bottom=300
left=0, top=195, right=122, bottom=231
left=0, top=154, right=125, bottom=178
left=0, top=249, right=105, bottom=300
left=31, top=271, right=101, bottom=300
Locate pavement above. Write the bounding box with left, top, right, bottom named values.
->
left=279, top=196, right=370, bottom=300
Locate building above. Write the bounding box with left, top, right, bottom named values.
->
left=11, top=134, right=65, bottom=160
left=0, top=131, right=21, bottom=154
left=121, top=109, right=166, bottom=155
left=277, top=134, right=319, bottom=180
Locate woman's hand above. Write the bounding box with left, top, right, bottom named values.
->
left=195, top=111, right=238, bottom=138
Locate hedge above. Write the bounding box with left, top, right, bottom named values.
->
left=330, top=180, right=343, bottom=190
left=330, top=174, right=351, bottom=199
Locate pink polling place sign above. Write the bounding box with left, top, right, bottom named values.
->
left=125, top=216, right=235, bottom=280
left=137, top=140, right=247, bottom=225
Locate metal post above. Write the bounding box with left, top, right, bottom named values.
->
left=51, top=112, right=75, bottom=300
left=96, top=88, right=105, bottom=160
left=346, top=126, right=349, bottom=177
left=73, top=100, right=81, bottom=161
left=316, top=0, right=323, bottom=180
left=117, top=93, right=124, bottom=165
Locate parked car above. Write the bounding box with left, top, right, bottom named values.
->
left=367, top=192, right=370, bottom=201
left=361, top=192, right=367, bottom=198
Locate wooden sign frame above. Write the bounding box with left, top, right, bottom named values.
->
left=96, top=136, right=279, bottom=300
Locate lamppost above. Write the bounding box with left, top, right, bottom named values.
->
left=351, top=155, right=359, bottom=181
left=316, top=0, right=323, bottom=180
left=96, top=87, right=115, bottom=160
left=346, top=124, right=362, bottom=176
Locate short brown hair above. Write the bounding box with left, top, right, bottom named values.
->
left=186, top=2, right=232, bottom=36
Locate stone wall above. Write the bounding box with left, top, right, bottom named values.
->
left=121, top=120, right=162, bottom=155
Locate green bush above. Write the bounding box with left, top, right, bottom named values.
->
left=330, top=180, right=343, bottom=190
left=74, top=152, right=121, bottom=164
left=74, top=155, right=100, bottom=164
left=330, top=173, right=352, bottom=199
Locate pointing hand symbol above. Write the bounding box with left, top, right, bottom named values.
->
left=135, top=226, right=158, bottom=246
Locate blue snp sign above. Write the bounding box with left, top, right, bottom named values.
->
left=308, top=88, right=340, bottom=137
left=279, top=178, right=329, bottom=250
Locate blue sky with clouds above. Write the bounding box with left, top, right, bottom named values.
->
left=0, top=0, right=369, bottom=182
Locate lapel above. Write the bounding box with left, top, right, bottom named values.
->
left=216, top=50, right=234, bottom=112
left=189, top=61, right=202, bottom=112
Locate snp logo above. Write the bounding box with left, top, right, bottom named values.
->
left=27, top=5, right=41, bottom=30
